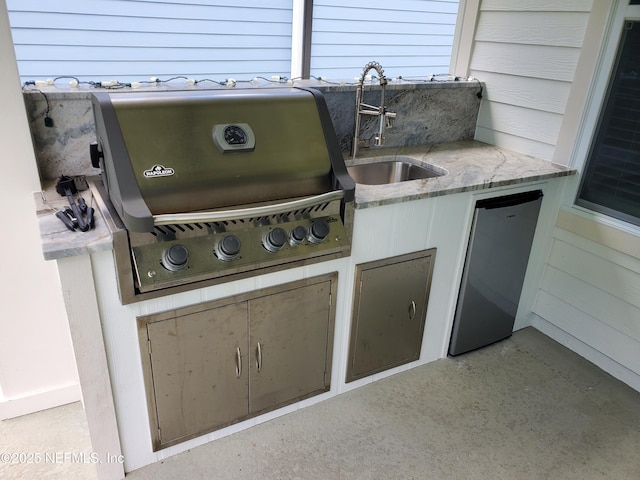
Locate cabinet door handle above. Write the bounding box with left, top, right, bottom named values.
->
left=256, top=342, right=262, bottom=372
left=235, top=347, right=242, bottom=378
left=408, top=300, right=416, bottom=320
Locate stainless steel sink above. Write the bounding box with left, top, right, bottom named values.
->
left=346, top=156, right=446, bottom=185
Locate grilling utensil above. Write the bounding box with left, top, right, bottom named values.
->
left=55, top=175, right=94, bottom=232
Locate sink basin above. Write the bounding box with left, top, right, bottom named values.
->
left=346, top=157, right=446, bottom=185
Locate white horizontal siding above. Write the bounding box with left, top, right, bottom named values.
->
left=468, top=0, right=592, bottom=159
left=470, top=41, right=581, bottom=82
left=476, top=1, right=640, bottom=390
left=475, top=101, right=563, bottom=148
left=8, top=0, right=462, bottom=83
left=310, top=0, right=459, bottom=79
left=475, top=11, right=589, bottom=48
left=9, top=12, right=292, bottom=36
left=480, top=0, right=592, bottom=12
left=7, top=0, right=293, bottom=82
left=312, top=44, right=452, bottom=57
left=526, top=2, right=640, bottom=393
left=15, top=45, right=291, bottom=63
left=548, top=233, right=640, bottom=311
left=541, top=266, right=640, bottom=341
left=534, top=226, right=640, bottom=378
left=10, top=30, right=290, bottom=49
left=476, top=102, right=562, bottom=160
left=15, top=60, right=289, bottom=80
left=8, top=0, right=291, bottom=20
left=534, top=290, right=640, bottom=375
left=474, top=126, right=556, bottom=160
left=313, top=18, right=455, bottom=36
left=469, top=71, right=571, bottom=114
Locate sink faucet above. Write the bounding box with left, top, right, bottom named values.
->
left=352, top=61, right=397, bottom=158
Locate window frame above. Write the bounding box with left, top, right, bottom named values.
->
left=575, top=19, right=640, bottom=227
left=567, top=0, right=640, bottom=234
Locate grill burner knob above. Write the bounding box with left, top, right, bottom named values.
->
left=308, top=220, right=330, bottom=244
left=290, top=225, right=307, bottom=245
left=263, top=228, right=287, bottom=252
left=216, top=235, right=241, bottom=261
left=163, top=244, right=189, bottom=271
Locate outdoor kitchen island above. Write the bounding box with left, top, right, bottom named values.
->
left=37, top=139, right=574, bottom=479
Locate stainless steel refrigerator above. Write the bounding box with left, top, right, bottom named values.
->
left=449, top=190, right=543, bottom=356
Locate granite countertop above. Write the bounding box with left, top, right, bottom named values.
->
left=34, top=177, right=113, bottom=260
left=346, top=140, right=575, bottom=209
left=35, top=141, right=576, bottom=260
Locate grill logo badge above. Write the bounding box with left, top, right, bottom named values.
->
left=143, top=165, right=175, bottom=178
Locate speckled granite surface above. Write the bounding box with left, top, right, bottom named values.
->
left=321, top=82, right=481, bottom=153
left=34, top=178, right=112, bottom=260
left=35, top=141, right=575, bottom=260
left=346, top=141, right=575, bottom=209
left=27, top=79, right=573, bottom=260
left=22, top=80, right=481, bottom=181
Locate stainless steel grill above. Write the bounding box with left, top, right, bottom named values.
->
left=90, top=87, right=354, bottom=304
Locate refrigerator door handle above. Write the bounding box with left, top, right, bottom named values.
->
left=477, top=190, right=543, bottom=210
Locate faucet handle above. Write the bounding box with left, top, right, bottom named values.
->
left=385, top=112, right=397, bottom=129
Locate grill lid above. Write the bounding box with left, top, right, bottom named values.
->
left=92, top=87, right=354, bottom=232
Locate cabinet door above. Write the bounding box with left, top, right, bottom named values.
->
left=347, top=250, right=435, bottom=382
left=249, top=279, right=334, bottom=415
left=145, top=302, right=249, bottom=449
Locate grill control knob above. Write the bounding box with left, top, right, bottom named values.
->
left=216, top=235, right=241, bottom=261
left=163, top=244, right=189, bottom=271
left=290, top=225, right=307, bottom=245
left=308, top=220, right=330, bottom=244
left=263, top=228, right=287, bottom=252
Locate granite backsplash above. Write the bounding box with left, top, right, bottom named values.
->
left=22, top=80, right=482, bottom=182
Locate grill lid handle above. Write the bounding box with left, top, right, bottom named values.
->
left=152, top=190, right=345, bottom=226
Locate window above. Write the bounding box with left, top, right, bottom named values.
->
left=576, top=20, right=640, bottom=226
left=7, top=1, right=459, bottom=84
